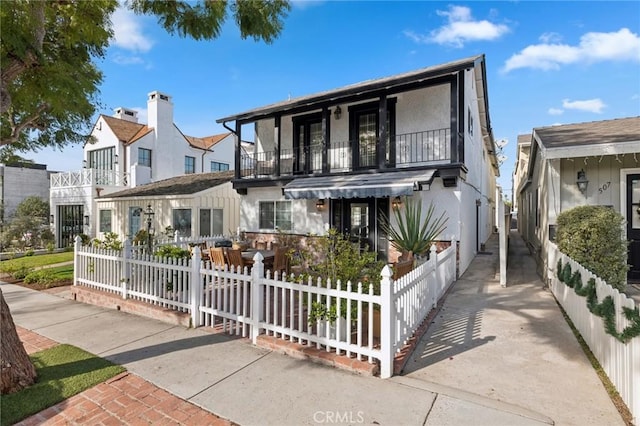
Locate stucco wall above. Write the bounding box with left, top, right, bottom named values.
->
left=1, top=165, right=51, bottom=219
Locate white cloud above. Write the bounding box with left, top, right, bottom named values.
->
left=405, top=5, right=509, bottom=48
left=548, top=108, right=564, bottom=116
left=112, top=54, right=145, bottom=65
left=539, top=32, right=562, bottom=44
left=562, top=98, right=606, bottom=113
left=290, top=0, right=325, bottom=10
left=503, top=28, right=640, bottom=72
left=632, top=94, right=640, bottom=100
left=111, top=6, right=153, bottom=53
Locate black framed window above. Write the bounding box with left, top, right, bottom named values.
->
left=348, top=99, right=396, bottom=170
left=259, top=201, right=291, bottom=230
left=138, top=148, right=152, bottom=167
left=199, top=208, right=223, bottom=236
left=87, top=147, right=115, bottom=171
left=185, top=156, right=195, bottom=174
left=293, top=112, right=324, bottom=174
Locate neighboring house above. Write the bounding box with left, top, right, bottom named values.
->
left=50, top=91, right=237, bottom=248
left=517, top=116, right=640, bottom=280
left=216, top=54, right=500, bottom=275
left=95, top=171, right=240, bottom=241
left=512, top=133, right=532, bottom=233
left=0, top=162, right=53, bottom=223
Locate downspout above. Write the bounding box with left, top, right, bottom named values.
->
left=223, top=120, right=241, bottom=180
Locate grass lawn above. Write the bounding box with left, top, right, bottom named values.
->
left=1, top=344, right=125, bottom=426
left=1, top=252, right=74, bottom=270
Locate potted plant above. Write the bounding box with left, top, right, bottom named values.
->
left=308, top=300, right=350, bottom=341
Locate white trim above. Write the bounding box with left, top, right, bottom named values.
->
left=544, top=140, right=640, bottom=159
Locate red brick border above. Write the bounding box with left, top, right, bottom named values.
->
left=16, top=326, right=59, bottom=355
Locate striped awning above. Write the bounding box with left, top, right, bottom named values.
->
left=283, top=169, right=436, bottom=200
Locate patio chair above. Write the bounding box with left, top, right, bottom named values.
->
left=271, top=246, right=290, bottom=277
left=209, top=247, right=227, bottom=269
left=226, top=248, right=248, bottom=273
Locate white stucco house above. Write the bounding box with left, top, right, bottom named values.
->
left=49, top=91, right=238, bottom=247
left=517, top=116, right=640, bottom=280
left=94, top=171, right=240, bottom=241
left=216, top=54, right=500, bottom=275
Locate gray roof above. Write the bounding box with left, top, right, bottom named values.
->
left=517, top=134, right=532, bottom=146
left=534, top=116, right=640, bottom=149
left=217, top=55, right=485, bottom=123
left=102, top=171, right=234, bottom=199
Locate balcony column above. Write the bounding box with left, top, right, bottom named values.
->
left=378, top=95, right=387, bottom=169
left=274, top=115, right=281, bottom=177
left=322, top=107, right=330, bottom=173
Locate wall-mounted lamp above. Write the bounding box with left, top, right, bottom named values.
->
left=114, top=154, right=119, bottom=163
left=316, top=199, right=325, bottom=210
left=576, top=169, right=589, bottom=194
left=82, top=160, right=87, bottom=169
left=392, top=196, right=402, bottom=211
left=334, top=105, right=342, bottom=120
left=84, top=215, right=90, bottom=226
left=50, top=215, right=54, bottom=224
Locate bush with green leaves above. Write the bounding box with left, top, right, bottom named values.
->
left=1, top=263, right=33, bottom=280
left=91, top=232, right=123, bottom=251
left=556, top=205, right=628, bottom=291
left=154, top=245, right=190, bottom=260
left=23, top=269, right=56, bottom=287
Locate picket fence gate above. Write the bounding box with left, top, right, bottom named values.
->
left=74, top=237, right=457, bottom=378
left=548, top=242, right=638, bottom=424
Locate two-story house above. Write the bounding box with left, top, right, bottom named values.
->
left=50, top=91, right=237, bottom=247
left=216, top=55, right=499, bottom=275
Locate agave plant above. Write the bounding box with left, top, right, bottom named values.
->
left=380, top=197, right=448, bottom=257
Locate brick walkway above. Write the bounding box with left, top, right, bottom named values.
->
left=15, top=327, right=234, bottom=426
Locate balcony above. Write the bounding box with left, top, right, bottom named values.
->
left=239, top=128, right=451, bottom=179
left=51, top=169, right=130, bottom=188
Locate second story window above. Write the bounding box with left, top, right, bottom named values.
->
left=185, top=156, right=195, bottom=174
left=210, top=161, right=230, bottom=172
left=138, top=148, right=151, bottom=167
left=87, top=147, right=115, bottom=171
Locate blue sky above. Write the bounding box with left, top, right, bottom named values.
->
left=28, top=1, right=640, bottom=201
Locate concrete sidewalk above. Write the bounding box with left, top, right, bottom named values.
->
left=3, top=231, right=624, bottom=425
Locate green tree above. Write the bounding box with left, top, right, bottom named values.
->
left=1, top=0, right=290, bottom=153
left=13, top=196, right=49, bottom=221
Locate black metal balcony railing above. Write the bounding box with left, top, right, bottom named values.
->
left=240, top=128, right=450, bottom=178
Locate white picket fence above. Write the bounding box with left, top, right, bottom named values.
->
left=548, top=242, right=639, bottom=424
left=74, top=237, right=457, bottom=378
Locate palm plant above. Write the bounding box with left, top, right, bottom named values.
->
left=380, top=197, right=448, bottom=257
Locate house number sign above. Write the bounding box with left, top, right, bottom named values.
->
left=598, top=181, right=611, bottom=194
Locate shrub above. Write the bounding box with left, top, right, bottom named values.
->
left=154, top=245, right=190, bottom=259
left=24, top=269, right=56, bottom=286
left=556, top=205, right=628, bottom=291
left=92, top=232, right=123, bottom=251
left=25, top=249, right=34, bottom=256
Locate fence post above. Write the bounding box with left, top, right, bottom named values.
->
left=251, top=252, right=265, bottom=344
left=380, top=265, right=394, bottom=379
left=73, top=235, right=81, bottom=286
left=451, top=239, right=458, bottom=281
left=122, top=238, right=132, bottom=299
left=190, top=247, right=202, bottom=328
left=431, top=244, right=438, bottom=308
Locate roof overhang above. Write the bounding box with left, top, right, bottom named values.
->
left=217, top=55, right=484, bottom=124
left=283, top=169, right=436, bottom=200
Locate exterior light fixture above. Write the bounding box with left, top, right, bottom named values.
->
left=84, top=215, right=90, bottom=226
left=50, top=215, right=54, bottom=224
left=143, top=204, right=155, bottom=248
left=392, top=196, right=402, bottom=210
left=82, top=159, right=87, bottom=168
left=576, top=169, right=589, bottom=194
left=334, top=106, right=342, bottom=120
left=316, top=199, right=325, bottom=210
